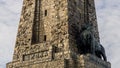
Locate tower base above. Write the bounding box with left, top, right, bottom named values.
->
left=7, top=54, right=111, bottom=68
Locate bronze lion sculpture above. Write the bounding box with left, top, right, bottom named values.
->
left=78, top=24, right=107, bottom=61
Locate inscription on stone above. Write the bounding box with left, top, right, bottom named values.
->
left=23, top=51, right=49, bottom=61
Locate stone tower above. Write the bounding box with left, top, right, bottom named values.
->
left=7, top=0, right=111, bottom=68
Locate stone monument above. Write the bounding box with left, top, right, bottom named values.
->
left=7, top=0, right=111, bottom=68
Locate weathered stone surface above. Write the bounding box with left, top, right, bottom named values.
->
left=78, top=54, right=111, bottom=68
left=7, top=0, right=111, bottom=68
left=7, top=54, right=110, bottom=68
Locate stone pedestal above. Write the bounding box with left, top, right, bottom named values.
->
left=78, top=54, right=111, bottom=68
left=7, top=54, right=111, bottom=68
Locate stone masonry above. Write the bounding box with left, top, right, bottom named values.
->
left=7, top=0, right=111, bottom=68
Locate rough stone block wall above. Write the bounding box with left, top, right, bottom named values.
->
left=13, top=0, right=35, bottom=62
left=88, top=0, right=99, bottom=41
left=6, top=0, right=109, bottom=68
left=67, top=0, right=85, bottom=53
left=7, top=59, right=66, bottom=68
left=67, top=0, right=100, bottom=53
left=7, top=54, right=111, bottom=68
left=13, top=0, right=70, bottom=62
left=12, top=0, right=100, bottom=62
left=78, top=54, right=111, bottom=68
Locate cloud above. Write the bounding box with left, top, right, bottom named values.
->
left=0, top=0, right=23, bottom=67
left=95, top=0, right=120, bottom=68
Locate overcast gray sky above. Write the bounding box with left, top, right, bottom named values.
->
left=0, top=0, right=120, bottom=68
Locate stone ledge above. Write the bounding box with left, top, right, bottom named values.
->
left=78, top=54, right=111, bottom=68
left=7, top=59, right=66, bottom=68
left=7, top=54, right=111, bottom=68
